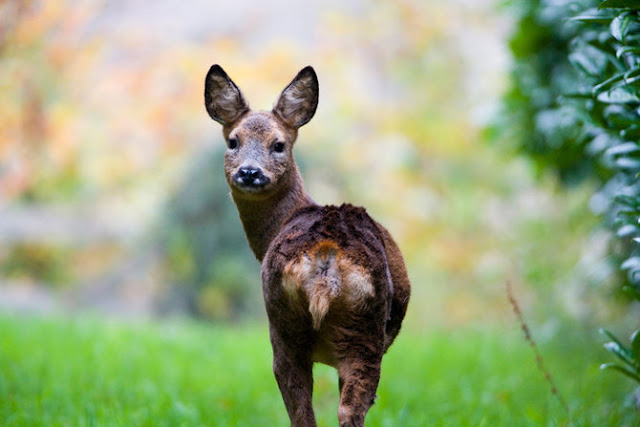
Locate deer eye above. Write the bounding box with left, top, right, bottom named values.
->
left=227, top=138, right=238, bottom=149
left=273, top=141, right=285, bottom=153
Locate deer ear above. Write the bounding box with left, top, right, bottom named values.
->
left=273, top=66, right=318, bottom=128
left=205, top=64, right=249, bottom=125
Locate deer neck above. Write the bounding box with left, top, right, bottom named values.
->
left=231, top=167, right=314, bottom=262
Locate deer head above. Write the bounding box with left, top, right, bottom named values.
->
left=204, top=65, right=318, bottom=201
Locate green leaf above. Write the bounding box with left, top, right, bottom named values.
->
left=611, top=15, right=624, bottom=40
left=602, top=328, right=629, bottom=345
left=621, top=125, right=640, bottom=138
left=622, top=285, right=640, bottom=300
left=605, top=141, right=640, bottom=156
left=570, top=51, right=607, bottom=76
left=599, top=0, right=640, bottom=9
left=616, top=157, right=640, bottom=168
left=617, top=224, right=640, bottom=236
left=601, top=328, right=638, bottom=368
left=625, top=67, right=640, bottom=82
left=618, top=211, right=634, bottom=221
left=561, top=92, right=596, bottom=99
left=610, top=14, right=634, bottom=41
left=616, top=195, right=640, bottom=208
left=598, top=87, right=640, bottom=103
left=622, top=257, right=640, bottom=270
left=631, top=330, right=640, bottom=360
left=617, top=209, right=640, bottom=218
left=594, top=72, right=626, bottom=94
left=600, top=363, right=640, bottom=382
left=604, top=104, right=639, bottom=127
left=567, top=16, right=613, bottom=24
left=603, top=341, right=638, bottom=368
left=617, top=46, right=640, bottom=59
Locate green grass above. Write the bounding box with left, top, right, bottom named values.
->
left=0, top=314, right=636, bottom=426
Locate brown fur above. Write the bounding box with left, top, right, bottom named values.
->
left=204, top=64, right=411, bottom=427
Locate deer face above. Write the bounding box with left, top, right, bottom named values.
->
left=205, top=65, right=318, bottom=199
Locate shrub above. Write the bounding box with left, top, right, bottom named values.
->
left=502, top=0, right=640, bottom=409
left=566, top=1, right=640, bottom=298
left=600, top=328, right=640, bottom=392
left=499, top=0, right=599, bottom=183
left=503, top=0, right=640, bottom=296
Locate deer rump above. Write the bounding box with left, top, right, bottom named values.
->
left=264, top=203, right=393, bottom=336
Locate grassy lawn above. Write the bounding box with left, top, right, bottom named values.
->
left=0, top=314, right=635, bottom=426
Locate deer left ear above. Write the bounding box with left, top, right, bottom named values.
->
left=205, top=64, right=250, bottom=125
left=273, top=66, right=319, bottom=128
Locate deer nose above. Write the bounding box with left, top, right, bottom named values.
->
left=238, top=167, right=262, bottom=179
left=234, top=166, right=270, bottom=188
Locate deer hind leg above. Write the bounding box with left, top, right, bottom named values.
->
left=334, top=273, right=387, bottom=426
left=335, top=323, right=385, bottom=427
left=271, top=334, right=316, bottom=427
left=336, top=355, right=382, bottom=427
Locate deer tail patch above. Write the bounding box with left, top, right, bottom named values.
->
left=282, top=240, right=374, bottom=330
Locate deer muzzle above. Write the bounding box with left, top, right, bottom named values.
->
left=233, top=166, right=271, bottom=190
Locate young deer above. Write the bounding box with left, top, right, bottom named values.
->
left=204, top=65, right=411, bottom=427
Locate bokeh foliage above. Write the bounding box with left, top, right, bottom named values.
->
left=158, top=147, right=260, bottom=320
left=2, top=0, right=527, bottom=324
left=0, top=0, right=618, bottom=328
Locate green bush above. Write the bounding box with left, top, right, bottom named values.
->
left=503, top=0, right=640, bottom=296
left=600, top=328, right=640, bottom=389
left=579, top=1, right=640, bottom=404
left=499, top=0, right=598, bottom=183
left=565, top=1, right=640, bottom=299
left=502, top=0, right=640, bottom=409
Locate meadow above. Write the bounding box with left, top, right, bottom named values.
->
left=0, top=314, right=635, bottom=426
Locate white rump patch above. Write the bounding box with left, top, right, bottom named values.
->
left=282, top=243, right=374, bottom=330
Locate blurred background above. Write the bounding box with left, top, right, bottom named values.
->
left=0, top=0, right=632, bottom=331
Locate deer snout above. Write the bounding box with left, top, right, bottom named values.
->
left=234, top=166, right=271, bottom=189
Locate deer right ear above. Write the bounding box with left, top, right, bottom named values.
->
left=273, top=66, right=319, bottom=128
left=204, top=64, right=249, bottom=125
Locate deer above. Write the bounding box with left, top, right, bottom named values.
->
left=204, top=64, right=411, bottom=427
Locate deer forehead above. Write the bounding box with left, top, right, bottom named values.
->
left=229, top=112, right=288, bottom=144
